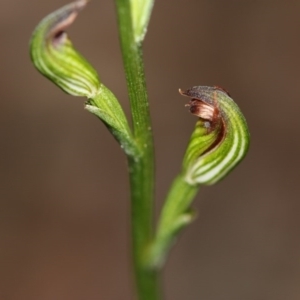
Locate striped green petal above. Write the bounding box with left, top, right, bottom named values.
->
left=30, top=0, right=100, bottom=98
left=181, top=86, right=250, bottom=185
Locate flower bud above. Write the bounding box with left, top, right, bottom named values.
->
left=180, top=86, right=250, bottom=185
left=30, top=1, right=139, bottom=157
left=30, top=0, right=100, bottom=98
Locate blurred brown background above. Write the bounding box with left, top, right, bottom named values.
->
left=1, top=1, right=300, bottom=299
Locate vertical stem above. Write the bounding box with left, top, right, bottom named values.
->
left=114, top=1, right=159, bottom=299
left=128, top=157, right=159, bottom=300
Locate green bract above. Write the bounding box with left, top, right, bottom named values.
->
left=130, top=0, right=154, bottom=43
left=181, top=86, right=250, bottom=185
left=30, top=0, right=100, bottom=98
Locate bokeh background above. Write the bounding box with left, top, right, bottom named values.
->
left=1, top=1, right=300, bottom=299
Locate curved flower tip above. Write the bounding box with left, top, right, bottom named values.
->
left=180, top=86, right=250, bottom=185
left=46, top=0, right=89, bottom=43
left=30, top=0, right=100, bottom=98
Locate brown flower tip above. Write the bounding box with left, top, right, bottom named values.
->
left=47, top=0, right=90, bottom=46
left=179, top=86, right=222, bottom=128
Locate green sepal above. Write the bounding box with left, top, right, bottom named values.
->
left=30, top=0, right=100, bottom=98
left=181, top=86, right=250, bottom=185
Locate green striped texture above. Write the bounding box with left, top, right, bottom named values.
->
left=30, top=0, right=100, bottom=98
left=29, top=0, right=138, bottom=157
left=182, top=86, right=250, bottom=185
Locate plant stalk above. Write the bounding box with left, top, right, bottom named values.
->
left=115, top=1, right=159, bottom=299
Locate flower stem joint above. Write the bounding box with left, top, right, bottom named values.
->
left=180, top=86, right=250, bottom=186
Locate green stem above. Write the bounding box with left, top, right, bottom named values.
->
left=148, top=174, right=199, bottom=269
left=128, top=156, right=159, bottom=300
left=115, top=1, right=158, bottom=299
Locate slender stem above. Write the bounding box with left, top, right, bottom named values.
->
left=115, top=1, right=159, bottom=299
left=128, top=157, right=159, bottom=300
left=148, top=174, right=199, bottom=269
